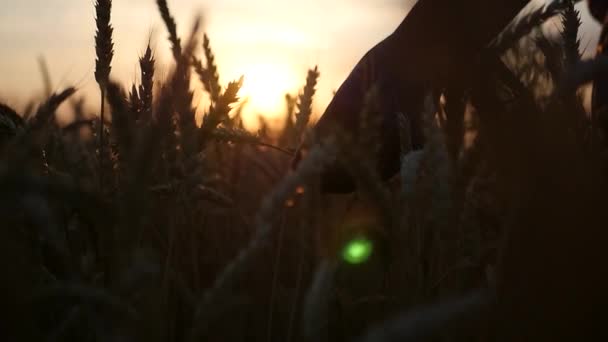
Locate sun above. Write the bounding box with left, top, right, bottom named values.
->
left=239, top=61, right=298, bottom=118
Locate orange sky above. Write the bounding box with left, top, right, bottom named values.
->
left=0, top=0, right=602, bottom=130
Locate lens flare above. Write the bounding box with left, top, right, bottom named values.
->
left=342, top=237, right=373, bottom=264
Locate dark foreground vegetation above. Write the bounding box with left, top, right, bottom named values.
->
left=1, top=0, right=608, bottom=341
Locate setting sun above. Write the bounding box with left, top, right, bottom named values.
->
left=238, top=61, right=299, bottom=122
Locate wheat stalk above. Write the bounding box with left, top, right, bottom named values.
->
left=193, top=34, right=222, bottom=103
left=561, top=0, right=582, bottom=67
left=106, top=82, right=133, bottom=162
left=139, top=44, right=155, bottom=121
left=357, top=291, right=492, bottom=342
left=535, top=30, right=565, bottom=82
left=211, top=126, right=294, bottom=155
left=31, top=88, right=77, bottom=129
left=491, top=0, right=577, bottom=54
left=294, top=66, right=319, bottom=145
left=129, top=84, right=141, bottom=118
left=199, top=76, right=244, bottom=149
left=156, top=0, right=181, bottom=61
left=302, top=261, right=338, bottom=342
left=37, top=56, right=53, bottom=98
left=188, top=142, right=335, bottom=341
left=94, top=0, right=114, bottom=190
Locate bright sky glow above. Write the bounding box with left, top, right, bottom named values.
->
left=238, top=60, right=300, bottom=125
left=0, top=0, right=411, bottom=130
left=0, top=1, right=601, bottom=131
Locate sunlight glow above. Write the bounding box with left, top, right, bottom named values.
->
left=225, top=25, right=311, bottom=47
left=239, top=61, right=298, bottom=118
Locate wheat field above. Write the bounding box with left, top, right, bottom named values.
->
left=1, top=0, right=608, bottom=341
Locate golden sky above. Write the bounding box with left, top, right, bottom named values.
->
left=0, top=0, right=602, bottom=130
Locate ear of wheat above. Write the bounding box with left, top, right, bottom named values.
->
left=94, top=0, right=114, bottom=189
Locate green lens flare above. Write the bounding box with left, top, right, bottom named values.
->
left=342, top=238, right=373, bottom=264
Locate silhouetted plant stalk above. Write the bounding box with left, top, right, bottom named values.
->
left=136, top=44, right=155, bottom=121
left=32, top=88, right=77, bottom=130
left=0, top=104, right=24, bottom=145
left=302, top=260, right=337, bottom=342
left=490, top=0, right=580, bottom=54
left=561, top=0, right=582, bottom=67
left=443, top=87, right=466, bottom=166
left=294, top=66, right=320, bottom=144
left=535, top=31, right=564, bottom=82
left=37, top=56, right=53, bottom=98
left=357, top=291, right=493, bottom=342
left=142, top=48, right=155, bottom=111
left=106, top=82, right=133, bottom=164
left=156, top=0, right=181, bottom=62
left=156, top=6, right=201, bottom=158
left=211, top=127, right=294, bottom=155
left=94, top=0, right=114, bottom=189
left=200, top=77, right=244, bottom=149
left=129, top=84, right=141, bottom=117
left=188, top=142, right=335, bottom=342
left=175, top=32, right=199, bottom=158
left=334, top=85, right=396, bottom=233
left=193, top=34, right=222, bottom=103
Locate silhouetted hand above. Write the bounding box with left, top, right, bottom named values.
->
left=293, top=0, right=529, bottom=193
left=589, top=0, right=608, bottom=140
left=588, top=0, right=608, bottom=23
